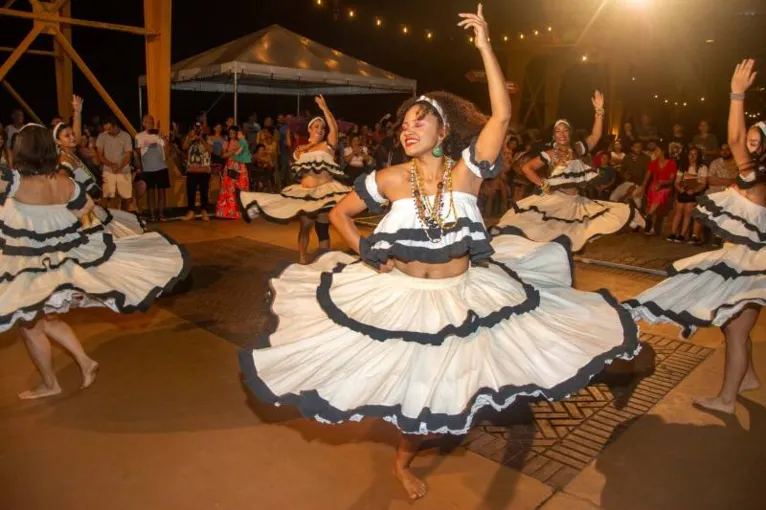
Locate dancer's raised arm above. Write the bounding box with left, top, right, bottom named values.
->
left=457, top=3, right=511, bottom=179
left=316, top=95, right=339, bottom=150
left=584, top=91, right=605, bottom=151
left=728, top=59, right=758, bottom=175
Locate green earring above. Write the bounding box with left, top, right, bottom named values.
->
left=432, top=144, right=444, bottom=158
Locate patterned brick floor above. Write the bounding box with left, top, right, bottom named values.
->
left=463, top=333, right=713, bottom=489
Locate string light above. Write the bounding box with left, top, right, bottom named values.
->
left=315, top=0, right=322, bottom=5
left=519, top=33, right=525, bottom=40
left=426, top=30, right=432, bottom=40
left=581, top=55, right=588, bottom=62
left=683, top=102, right=688, bottom=106
left=700, top=97, right=706, bottom=102
left=469, top=36, right=474, bottom=43
left=664, top=99, right=669, bottom=103
left=654, top=94, right=659, bottom=99
left=375, top=17, right=382, bottom=27
left=503, top=35, right=508, bottom=42
left=402, top=25, right=408, bottom=34
left=534, top=29, right=539, bottom=36
left=631, top=77, right=636, bottom=82
left=348, top=9, right=355, bottom=18
left=547, top=26, right=553, bottom=32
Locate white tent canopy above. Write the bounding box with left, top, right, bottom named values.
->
left=138, top=24, right=417, bottom=122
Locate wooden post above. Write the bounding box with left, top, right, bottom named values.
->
left=54, top=1, right=74, bottom=120
left=0, top=24, right=43, bottom=82
left=52, top=29, right=137, bottom=135
left=506, top=51, right=532, bottom=130
left=143, top=0, right=171, bottom=134
left=1, top=81, right=43, bottom=123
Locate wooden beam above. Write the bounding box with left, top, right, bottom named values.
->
left=54, top=0, right=73, bottom=120
left=0, top=24, right=43, bottom=82
left=52, top=29, right=137, bottom=136
left=143, top=0, right=172, bottom=134
left=51, top=0, right=71, bottom=11
left=0, top=8, right=157, bottom=36
left=1, top=81, right=43, bottom=124
left=0, top=46, right=55, bottom=56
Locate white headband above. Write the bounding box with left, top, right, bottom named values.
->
left=755, top=121, right=766, bottom=139
left=417, top=95, right=447, bottom=126
left=52, top=121, right=66, bottom=143
left=308, top=117, right=326, bottom=130
left=554, top=119, right=572, bottom=131
left=19, top=122, right=46, bottom=132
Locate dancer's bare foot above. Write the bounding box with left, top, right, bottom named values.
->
left=740, top=373, right=761, bottom=393
left=80, top=361, right=99, bottom=390
left=394, top=465, right=428, bottom=500
left=693, top=396, right=736, bottom=414
left=18, top=383, right=62, bottom=400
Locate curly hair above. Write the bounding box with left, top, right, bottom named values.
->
left=396, top=91, right=488, bottom=160
left=12, top=125, right=59, bottom=177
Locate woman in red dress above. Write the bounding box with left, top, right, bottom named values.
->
left=639, top=146, right=677, bottom=235
left=216, top=126, right=250, bottom=219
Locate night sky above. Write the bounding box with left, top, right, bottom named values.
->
left=1, top=0, right=766, bottom=134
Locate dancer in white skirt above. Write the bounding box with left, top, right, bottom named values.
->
left=53, top=95, right=145, bottom=238
left=492, top=98, right=644, bottom=251
left=626, top=60, right=764, bottom=414
left=238, top=6, right=639, bottom=500
left=0, top=125, right=189, bottom=399
left=237, top=95, right=351, bottom=263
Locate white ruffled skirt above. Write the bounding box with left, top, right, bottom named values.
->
left=93, top=206, right=146, bottom=238
left=493, top=192, right=644, bottom=252
left=237, top=181, right=351, bottom=223
left=625, top=188, right=766, bottom=337
left=239, top=233, right=640, bottom=435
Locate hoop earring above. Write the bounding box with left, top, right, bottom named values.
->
left=432, top=143, right=444, bottom=158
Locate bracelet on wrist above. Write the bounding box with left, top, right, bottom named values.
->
left=730, top=92, right=746, bottom=101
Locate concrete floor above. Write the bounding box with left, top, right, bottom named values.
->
left=0, top=219, right=765, bottom=509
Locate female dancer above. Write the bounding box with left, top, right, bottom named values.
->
left=215, top=126, right=250, bottom=219
left=492, top=100, right=644, bottom=251
left=0, top=124, right=189, bottom=399
left=237, top=96, right=351, bottom=264
left=54, top=96, right=145, bottom=237
left=626, top=60, right=763, bottom=413
left=238, top=5, right=639, bottom=499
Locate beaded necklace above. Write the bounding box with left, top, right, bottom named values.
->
left=410, top=157, right=458, bottom=242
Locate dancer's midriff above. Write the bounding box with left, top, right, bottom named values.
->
left=300, top=171, right=334, bottom=189
left=394, top=256, right=470, bottom=279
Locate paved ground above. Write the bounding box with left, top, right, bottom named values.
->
left=0, top=218, right=765, bottom=509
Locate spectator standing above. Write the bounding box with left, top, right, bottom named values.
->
left=244, top=113, right=261, bottom=148
left=135, top=114, right=170, bottom=221
left=5, top=109, right=24, bottom=142
left=343, top=134, right=374, bottom=180
left=276, top=114, right=293, bottom=187
left=96, top=118, right=133, bottom=211
left=636, top=113, right=658, bottom=142
left=0, top=130, right=12, bottom=168
left=181, top=125, right=213, bottom=221
left=667, top=146, right=709, bottom=243
left=216, top=126, right=250, bottom=219
left=692, top=120, right=719, bottom=165
left=640, top=147, right=677, bottom=235
left=620, top=120, right=638, bottom=148
left=251, top=144, right=275, bottom=192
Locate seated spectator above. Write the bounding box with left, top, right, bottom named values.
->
left=592, top=153, right=617, bottom=200
left=343, top=134, right=374, bottom=180
left=640, top=146, right=677, bottom=236
left=610, top=170, right=643, bottom=212
left=692, top=120, right=719, bottom=165
left=610, top=139, right=626, bottom=173
left=667, top=146, right=709, bottom=244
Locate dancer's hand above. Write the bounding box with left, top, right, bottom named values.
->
left=377, top=259, right=395, bottom=274
left=458, top=4, right=490, bottom=52
left=71, top=95, right=84, bottom=114
left=592, top=90, right=605, bottom=110
left=315, top=94, right=329, bottom=112
left=731, top=59, right=757, bottom=94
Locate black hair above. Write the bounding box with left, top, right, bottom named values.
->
left=396, top=91, right=487, bottom=160
left=54, top=123, right=72, bottom=141
left=12, top=125, right=59, bottom=177
left=682, top=145, right=702, bottom=171
left=255, top=143, right=266, bottom=151
left=103, top=117, right=118, bottom=127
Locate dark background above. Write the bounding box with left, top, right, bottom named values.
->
left=1, top=0, right=766, bottom=135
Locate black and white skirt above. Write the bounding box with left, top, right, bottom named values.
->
left=239, top=233, right=640, bottom=435
left=493, top=192, right=644, bottom=251
left=93, top=206, right=146, bottom=238
left=625, top=188, right=766, bottom=337
left=237, top=181, right=351, bottom=223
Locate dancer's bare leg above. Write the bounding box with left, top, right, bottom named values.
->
left=18, top=320, right=62, bottom=399
left=394, top=434, right=429, bottom=500
left=44, top=318, right=99, bottom=390
left=695, top=306, right=760, bottom=413
left=740, top=335, right=761, bottom=392
left=316, top=212, right=331, bottom=252
left=298, top=215, right=313, bottom=264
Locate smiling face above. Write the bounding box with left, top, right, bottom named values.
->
left=746, top=126, right=763, bottom=154
left=142, top=114, right=155, bottom=132
left=400, top=105, right=444, bottom=158
left=56, top=126, right=77, bottom=149
left=554, top=122, right=571, bottom=147
left=688, top=147, right=700, bottom=165
left=308, top=120, right=326, bottom=143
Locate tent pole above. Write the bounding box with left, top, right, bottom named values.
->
left=233, top=65, right=239, bottom=125
left=138, top=82, right=143, bottom=126
left=296, top=92, right=301, bottom=116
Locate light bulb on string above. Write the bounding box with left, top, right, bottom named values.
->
left=316, top=0, right=322, bottom=5
left=426, top=30, right=432, bottom=40
left=375, top=17, right=382, bottom=27
left=503, top=35, right=508, bottom=42
left=348, top=9, right=355, bottom=18
left=547, top=26, right=552, bottom=32
left=402, top=26, right=409, bottom=34
left=654, top=94, right=658, bottom=99
left=534, top=29, right=539, bottom=36
left=519, top=33, right=525, bottom=40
